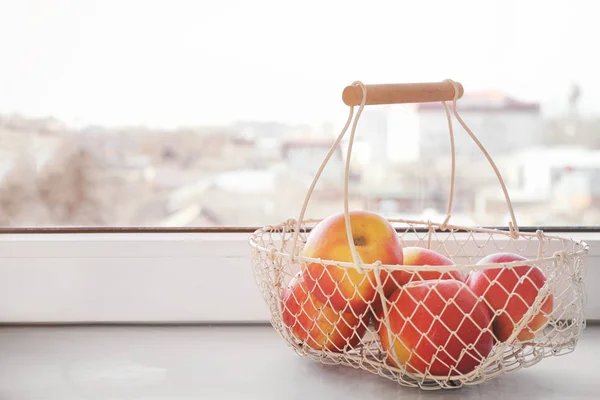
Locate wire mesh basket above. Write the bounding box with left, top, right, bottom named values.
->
left=248, top=80, right=590, bottom=390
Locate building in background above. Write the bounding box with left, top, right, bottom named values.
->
left=281, top=136, right=344, bottom=185
left=475, top=146, right=600, bottom=225
left=416, top=91, right=542, bottom=161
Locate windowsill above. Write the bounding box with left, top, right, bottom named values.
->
left=0, top=229, right=598, bottom=323
left=0, top=324, right=598, bottom=399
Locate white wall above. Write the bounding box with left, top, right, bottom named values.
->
left=343, top=104, right=421, bottom=166
left=417, top=110, right=543, bottom=160
left=387, top=104, right=420, bottom=164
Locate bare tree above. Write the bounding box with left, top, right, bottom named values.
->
left=35, top=139, right=106, bottom=225
left=0, top=155, right=41, bottom=226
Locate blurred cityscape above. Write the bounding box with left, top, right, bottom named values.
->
left=0, top=85, right=599, bottom=228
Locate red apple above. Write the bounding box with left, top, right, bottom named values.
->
left=378, top=280, right=494, bottom=376
left=371, top=247, right=464, bottom=332
left=301, top=210, right=403, bottom=314
left=281, top=272, right=369, bottom=352
left=466, top=252, right=553, bottom=342
left=396, top=246, right=465, bottom=286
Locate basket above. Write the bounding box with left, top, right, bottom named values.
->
left=248, top=80, right=590, bottom=390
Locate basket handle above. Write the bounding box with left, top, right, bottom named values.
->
left=290, top=80, right=520, bottom=263
left=443, top=79, right=520, bottom=238
left=342, top=81, right=465, bottom=106
left=290, top=81, right=367, bottom=264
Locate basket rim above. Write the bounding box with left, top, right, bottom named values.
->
left=247, top=217, right=589, bottom=273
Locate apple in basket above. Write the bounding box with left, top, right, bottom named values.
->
left=300, top=210, right=404, bottom=314
left=466, top=252, right=553, bottom=342
left=377, top=279, right=494, bottom=376
left=281, top=272, right=369, bottom=352
left=395, top=246, right=465, bottom=286
left=371, top=246, right=464, bottom=332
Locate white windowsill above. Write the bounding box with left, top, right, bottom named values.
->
left=0, top=230, right=598, bottom=324
left=1, top=325, right=599, bottom=398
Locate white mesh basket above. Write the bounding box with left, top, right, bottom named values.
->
left=248, top=80, right=590, bottom=390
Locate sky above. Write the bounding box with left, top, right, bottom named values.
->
left=0, top=0, right=596, bottom=129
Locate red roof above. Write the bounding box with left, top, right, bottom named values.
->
left=417, top=90, right=540, bottom=113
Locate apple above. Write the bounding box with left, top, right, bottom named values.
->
left=378, top=280, right=494, bottom=376
left=281, top=272, right=369, bottom=352
left=395, top=246, right=465, bottom=286
left=301, top=210, right=404, bottom=314
left=466, top=252, right=553, bottom=342
left=371, top=247, right=463, bottom=332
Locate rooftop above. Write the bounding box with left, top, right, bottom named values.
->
left=417, top=90, right=540, bottom=113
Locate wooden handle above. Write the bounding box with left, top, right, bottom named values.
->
left=342, top=81, right=464, bottom=106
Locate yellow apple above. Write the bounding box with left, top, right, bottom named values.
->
left=300, top=210, right=404, bottom=314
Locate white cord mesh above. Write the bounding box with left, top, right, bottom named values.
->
left=248, top=80, right=590, bottom=390
left=249, top=220, right=589, bottom=390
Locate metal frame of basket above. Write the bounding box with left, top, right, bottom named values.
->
left=248, top=80, right=590, bottom=390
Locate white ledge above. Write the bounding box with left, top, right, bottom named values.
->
left=0, top=231, right=597, bottom=323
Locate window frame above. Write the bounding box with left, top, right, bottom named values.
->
left=0, top=226, right=598, bottom=324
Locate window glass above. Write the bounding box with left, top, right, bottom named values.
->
left=0, top=0, right=597, bottom=227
